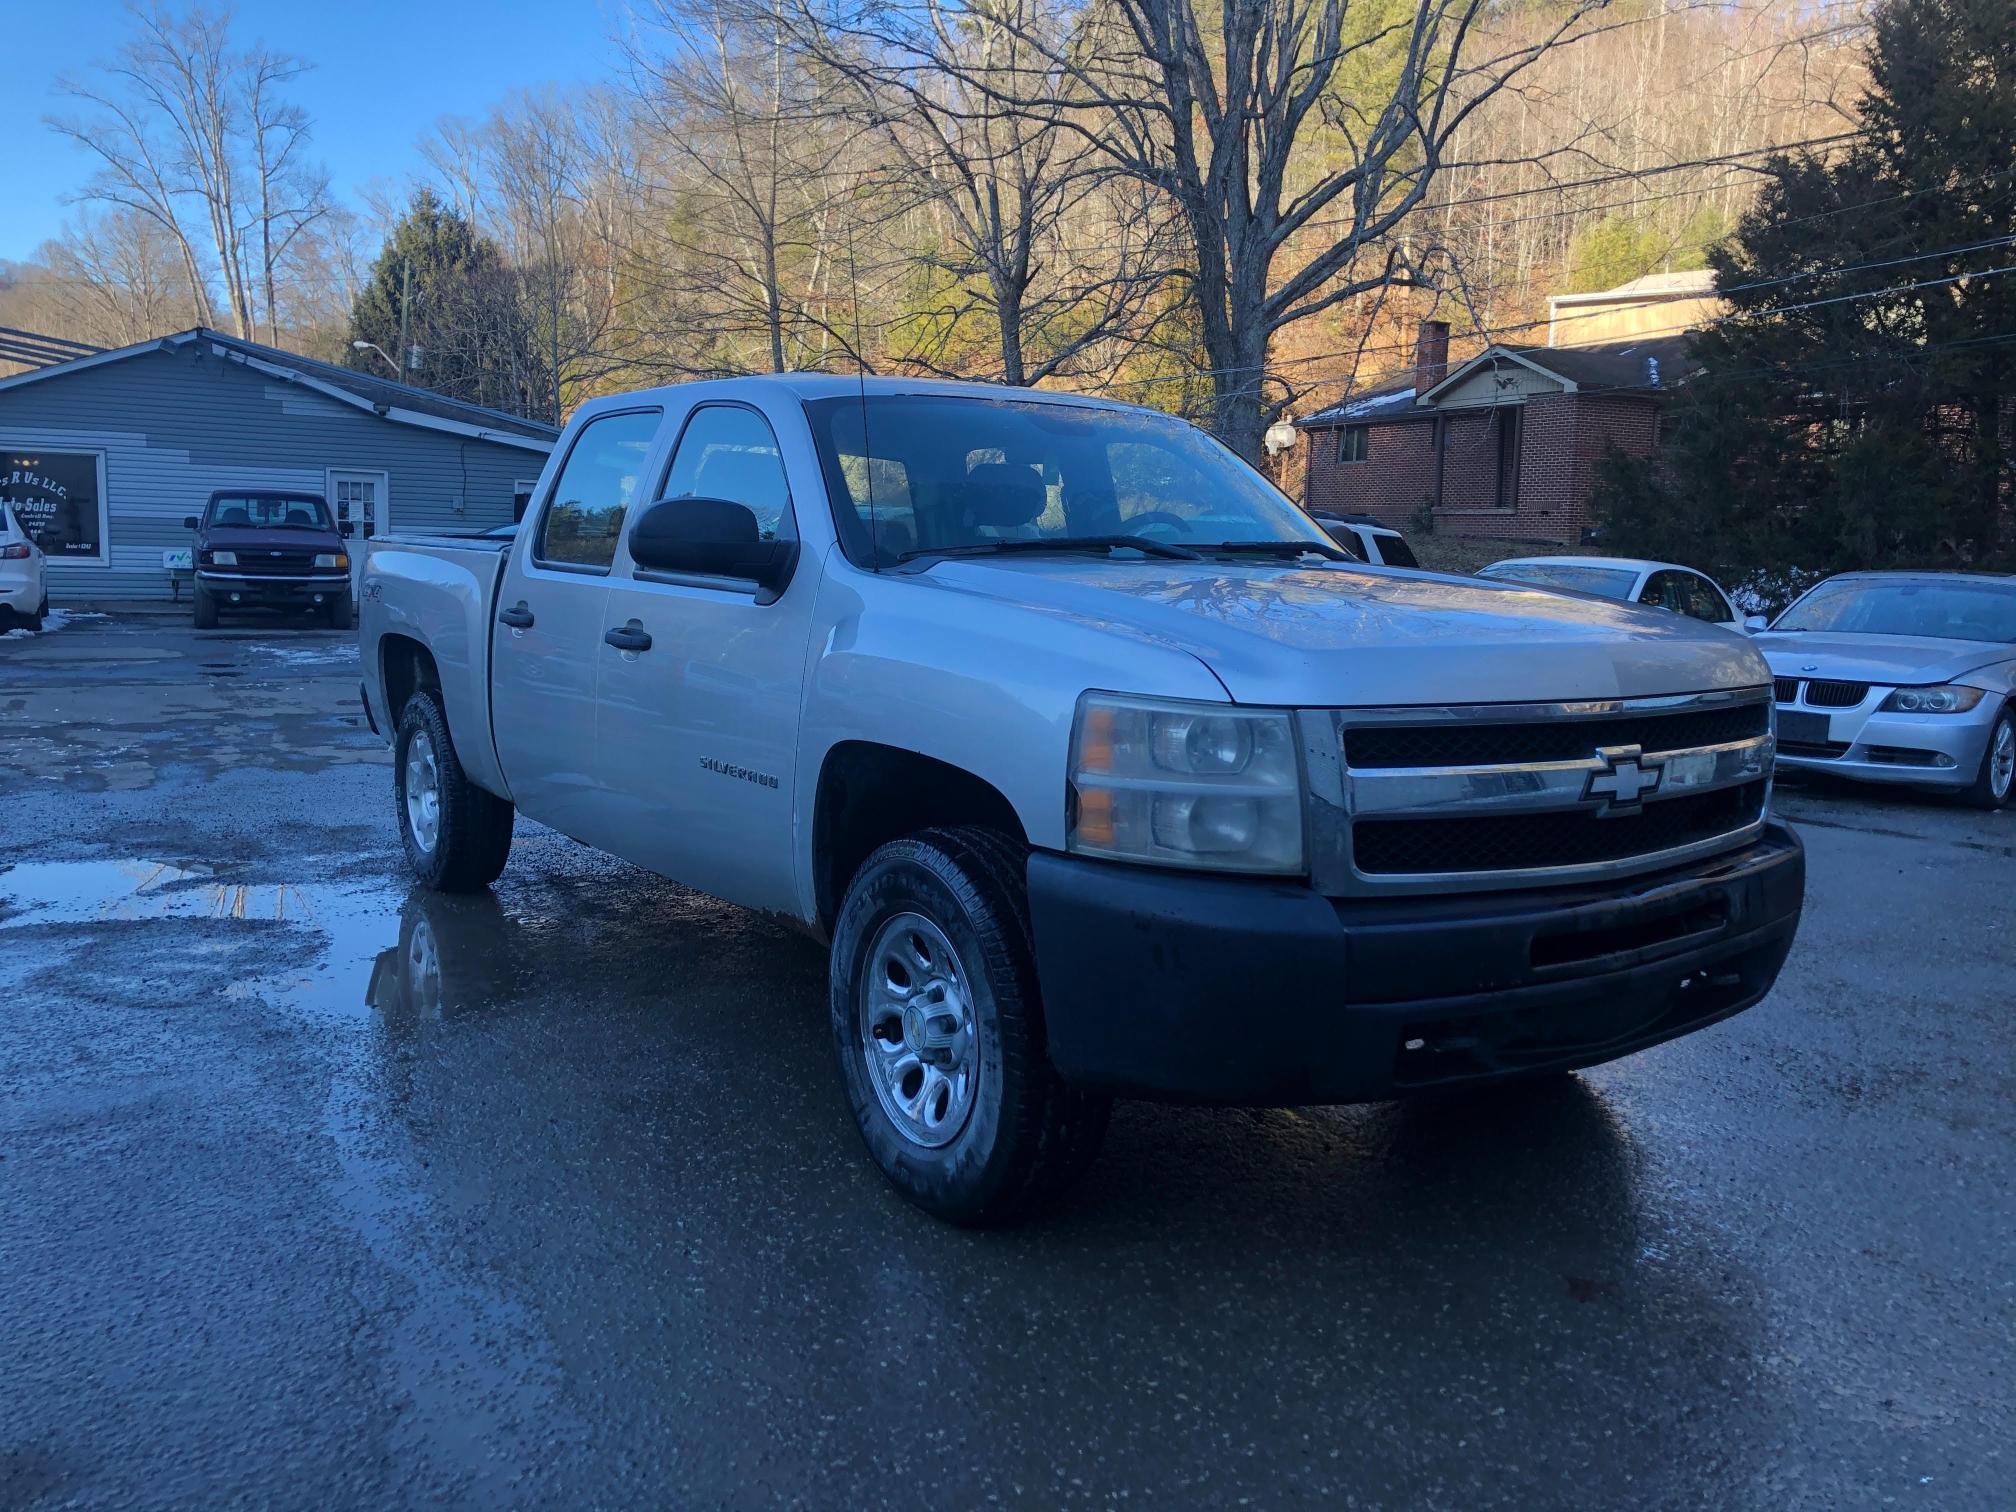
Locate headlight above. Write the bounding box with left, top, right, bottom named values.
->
left=1067, top=693, right=1304, bottom=873
left=1880, top=685, right=1984, bottom=714
left=208, top=550, right=238, bottom=566
left=314, top=553, right=350, bottom=570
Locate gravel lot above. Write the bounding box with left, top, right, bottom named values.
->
left=2, top=611, right=2011, bottom=1510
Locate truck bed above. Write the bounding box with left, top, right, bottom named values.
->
left=358, top=533, right=516, bottom=799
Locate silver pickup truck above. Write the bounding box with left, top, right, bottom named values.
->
left=359, top=375, right=1804, bottom=1223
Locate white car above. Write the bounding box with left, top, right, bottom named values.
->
left=1308, top=510, right=1419, bottom=568
left=1476, top=556, right=1744, bottom=633
left=0, top=503, right=48, bottom=630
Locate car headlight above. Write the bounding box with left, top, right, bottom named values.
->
left=1068, top=693, right=1304, bottom=873
left=208, top=550, right=238, bottom=566
left=1880, top=685, right=1984, bottom=714
left=314, top=553, right=350, bottom=570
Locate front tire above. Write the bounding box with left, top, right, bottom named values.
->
left=192, top=585, right=218, bottom=629
left=830, top=827, right=1109, bottom=1225
left=327, top=593, right=353, bottom=631
left=1961, top=703, right=2015, bottom=811
left=393, top=688, right=515, bottom=890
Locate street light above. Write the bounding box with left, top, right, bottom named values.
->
left=351, top=340, right=401, bottom=377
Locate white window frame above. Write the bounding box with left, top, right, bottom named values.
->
left=324, top=467, right=391, bottom=535
left=0, top=441, right=111, bottom=567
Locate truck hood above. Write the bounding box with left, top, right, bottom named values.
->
left=919, top=557, right=1768, bottom=706
left=1755, top=631, right=2013, bottom=685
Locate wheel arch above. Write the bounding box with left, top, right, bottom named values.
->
left=811, top=741, right=1027, bottom=936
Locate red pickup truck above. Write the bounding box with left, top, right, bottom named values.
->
left=182, top=490, right=355, bottom=628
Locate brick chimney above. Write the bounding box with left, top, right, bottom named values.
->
left=1414, top=319, right=1451, bottom=395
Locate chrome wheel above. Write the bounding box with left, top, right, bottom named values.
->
left=859, top=912, right=981, bottom=1148
left=404, top=730, right=442, bottom=854
left=1991, top=719, right=2015, bottom=802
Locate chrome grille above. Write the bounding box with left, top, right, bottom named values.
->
left=1354, top=783, right=1767, bottom=876
left=1343, top=702, right=1767, bottom=769
left=1317, top=690, right=1775, bottom=896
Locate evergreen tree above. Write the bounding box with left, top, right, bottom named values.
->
left=346, top=191, right=549, bottom=419
left=1593, top=0, right=2015, bottom=606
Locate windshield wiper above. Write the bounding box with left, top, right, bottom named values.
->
left=1200, top=539, right=1351, bottom=562
left=899, top=535, right=1202, bottom=563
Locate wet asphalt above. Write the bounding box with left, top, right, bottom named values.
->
left=1, top=611, right=2011, bottom=1510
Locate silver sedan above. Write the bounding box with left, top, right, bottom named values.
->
left=1755, top=571, right=2016, bottom=808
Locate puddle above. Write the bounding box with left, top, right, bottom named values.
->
left=0, top=858, right=403, bottom=1017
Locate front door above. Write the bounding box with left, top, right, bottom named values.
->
left=594, top=399, right=814, bottom=917
left=489, top=406, right=666, bottom=848
left=327, top=470, right=386, bottom=593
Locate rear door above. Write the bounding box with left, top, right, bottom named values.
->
left=490, top=406, right=667, bottom=846
left=592, top=397, right=815, bottom=915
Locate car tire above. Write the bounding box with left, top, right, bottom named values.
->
left=393, top=688, right=515, bottom=891
left=328, top=594, right=354, bottom=631
left=1961, top=702, right=2015, bottom=811
left=27, top=591, right=46, bottom=631
left=829, top=826, right=1110, bottom=1225
left=192, top=585, right=219, bottom=629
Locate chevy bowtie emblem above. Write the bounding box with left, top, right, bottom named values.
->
left=1584, top=745, right=1663, bottom=814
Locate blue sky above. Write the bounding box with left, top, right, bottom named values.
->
left=0, top=0, right=625, bottom=262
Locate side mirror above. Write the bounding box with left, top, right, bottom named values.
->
left=183, top=515, right=200, bottom=530
left=629, top=496, right=798, bottom=602
left=1743, top=614, right=1769, bottom=633
left=338, top=521, right=356, bottom=538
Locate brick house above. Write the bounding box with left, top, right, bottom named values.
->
left=1297, top=320, right=1702, bottom=545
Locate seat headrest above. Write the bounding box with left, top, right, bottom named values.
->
left=959, top=463, right=1045, bottom=528
left=218, top=507, right=250, bottom=526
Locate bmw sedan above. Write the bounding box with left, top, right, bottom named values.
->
left=1756, top=572, right=2016, bottom=809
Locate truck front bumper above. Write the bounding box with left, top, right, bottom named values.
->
left=1026, top=821, right=1804, bottom=1105
left=195, top=571, right=350, bottom=608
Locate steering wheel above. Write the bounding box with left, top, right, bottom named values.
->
left=1121, top=511, right=1192, bottom=537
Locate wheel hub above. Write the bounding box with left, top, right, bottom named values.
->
left=404, top=730, right=442, bottom=854
left=860, top=912, right=981, bottom=1148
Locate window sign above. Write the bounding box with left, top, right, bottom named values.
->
left=1, top=449, right=108, bottom=564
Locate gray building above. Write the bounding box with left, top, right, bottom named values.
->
left=0, top=327, right=558, bottom=604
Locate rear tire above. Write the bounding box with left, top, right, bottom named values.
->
left=393, top=688, right=515, bottom=891
left=829, top=826, right=1110, bottom=1225
left=27, top=591, right=46, bottom=631
left=192, top=585, right=218, bottom=629
left=328, top=593, right=353, bottom=631
left=1961, top=704, right=2015, bottom=811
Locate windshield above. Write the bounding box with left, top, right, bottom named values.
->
left=205, top=495, right=331, bottom=531
left=1480, top=562, right=1640, bottom=599
left=1775, top=577, right=2016, bottom=643
left=804, top=395, right=1335, bottom=566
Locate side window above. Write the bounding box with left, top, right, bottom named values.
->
left=656, top=405, right=796, bottom=542
left=1684, top=574, right=1733, bottom=623
left=1638, top=571, right=1681, bottom=612
left=535, top=409, right=662, bottom=572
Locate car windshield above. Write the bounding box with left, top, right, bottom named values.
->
left=804, top=394, right=1336, bottom=567
left=1775, top=578, right=2016, bottom=643
left=1479, top=562, right=1641, bottom=599
left=206, top=495, right=331, bottom=530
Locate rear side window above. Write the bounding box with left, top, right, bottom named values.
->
left=1376, top=534, right=1418, bottom=569
left=536, top=409, right=662, bottom=571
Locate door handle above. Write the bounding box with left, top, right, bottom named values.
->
left=604, top=619, right=652, bottom=653
left=498, top=601, right=534, bottom=629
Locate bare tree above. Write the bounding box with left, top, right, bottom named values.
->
left=776, top=0, right=1170, bottom=386
left=805, top=0, right=1622, bottom=456
left=47, top=2, right=330, bottom=341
